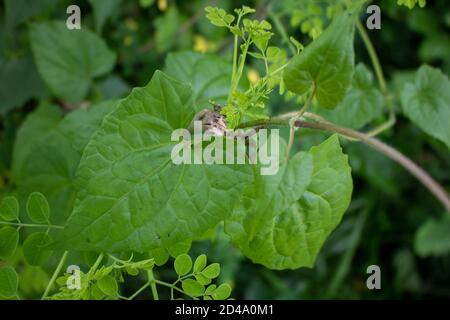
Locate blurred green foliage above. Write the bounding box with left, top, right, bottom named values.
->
left=0, top=0, right=449, bottom=299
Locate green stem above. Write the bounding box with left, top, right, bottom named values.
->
left=41, top=251, right=69, bottom=300
left=231, top=41, right=250, bottom=95
left=0, top=221, right=64, bottom=229
left=356, top=20, right=387, bottom=93
left=128, top=283, right=150, bottom=300
left=147, top=269, right=159, bottom=300
left=286, top=86, right=316, bottom=159
left=229, top=15, right=243, bottom=104
left=87, top=253, right=104, bottom=278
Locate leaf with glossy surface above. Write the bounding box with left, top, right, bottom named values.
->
left=283, top=11, right=356, bottom=109
left=30, top=21, right=116, bottom=102
left=400, top=65, right=450, bottom=150
left=55, top=71, right=253, bottom=254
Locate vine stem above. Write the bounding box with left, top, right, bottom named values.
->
left=237, top=118, right=450, bottom=212
left=0, top=221, right=64, bottom=229
left=147, top=269, right=159, bottom=300
left=41, top=251, right=69, bottom=300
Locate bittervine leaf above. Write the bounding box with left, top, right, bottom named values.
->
left=400, top=65, right=450, bottom=150
left=55, top=71, right=253, bottom=255
left=283, top=11, right=356, bottom=109
left=226, top=135, right=352, bottom=269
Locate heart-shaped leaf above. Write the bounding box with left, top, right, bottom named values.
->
left=55, top=71, right=253, bottom=255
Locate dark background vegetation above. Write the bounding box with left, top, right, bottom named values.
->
left=0, top=0, right=449, bottom=299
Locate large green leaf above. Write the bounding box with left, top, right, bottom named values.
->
left=0, top=56, right=48, bottom=114
left=30, top=21, right=116, bottom=103
left=414, top=214, right=450, bottom=257
left=12, top=101, right=117, bottom=223
left=55, top=71, right=253, bottom=254
left=283, top=11, right=356, bottom=109
left=313, top=64, right=384, bottom=129
left=226, top=135, right=352, bottom=269
left=400, top=65, right=450, bottom=150
left=164, top=51, right=232, bottom=107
